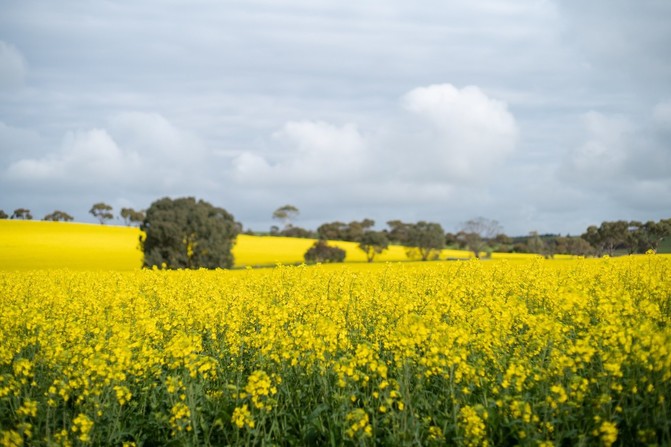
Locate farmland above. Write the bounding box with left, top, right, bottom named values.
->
left=1, top=221, right=670, bottom=445
left=0, top=221, right=494, bottom=271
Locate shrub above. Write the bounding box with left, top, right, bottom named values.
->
left=304, top=240, right=346, bottom=264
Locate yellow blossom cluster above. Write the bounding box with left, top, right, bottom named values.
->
left=0, top=255, right=669, bottom=445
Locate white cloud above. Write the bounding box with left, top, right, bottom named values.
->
left=0, top=41, right=26, bottom=89
left=232, top=120, right=368, bottom=185
left=107, top=112, right=205, bottom=164
left=230, top=83, right=519, bottom=198
left=7, top=128, right=139, bottom=183
left=4, top=112, right=211, bottom=194
left=398, top=83, right=518, bottom=181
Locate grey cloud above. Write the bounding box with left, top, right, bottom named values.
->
left=560, top=107, right=671, bottom=210
left=0, top=41, right=26, bottom=89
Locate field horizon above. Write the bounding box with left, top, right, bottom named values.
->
left=0, top=220, right=492, bottom=271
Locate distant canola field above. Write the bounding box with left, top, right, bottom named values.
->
left=0, top=220, right=521, bottom=271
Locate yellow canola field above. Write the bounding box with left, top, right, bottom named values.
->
left=0, top=221, right=480, bottom=270
left=0, top=220, right=143, bottom=271
left=1, top=256, right=670, bottom=446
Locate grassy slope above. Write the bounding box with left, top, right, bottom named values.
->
left=0, top=220, right=564, bottom=271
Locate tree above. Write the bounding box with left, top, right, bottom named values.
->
left=406, top=221, right=445, bottom=261
left=120, top=208, right=145, bottom=226
left=140, top=197, right=239, bottom=269
left=272, top=205, right=299, bottom=229
left=581, top=220, right=630, bottom=256
left=279, top=226, right=315, bottom=239
left=458, top=217, right=503, bottom=258
left=526, top=231, right=547, bottom=256
left=564, top=236, right=594, bottom=256
left=386, top=220, right=413, bottom=245
left=317, top=219, right=375, bottom=242
left=358, top=231, right=389, bottom=262
left=629, top=220, right=671, bottom=253
left=90, top=202, right=113, bottom=224
left=0, top=210, right=8, bottom=219
left=492, top=233, right=513, bottom=253
left=344, top=219, right=375, bottom=242
left=43, top=210, right=74, bottom=222
left=317, top=221, right=348, bottom=240
left=304, top=240, right=346, bottom=264
left=11, top=208, right=32, bottom=220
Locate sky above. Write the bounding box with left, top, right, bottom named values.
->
left=1, top=0, right=670, bottom=236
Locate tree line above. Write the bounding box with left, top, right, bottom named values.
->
left=0, top=204, right=145, bottom=226
left=2, top=199, right=669, bottom=269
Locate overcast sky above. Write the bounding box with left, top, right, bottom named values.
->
left=1, top=0, right=670, bottom=235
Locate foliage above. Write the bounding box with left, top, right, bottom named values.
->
left=317, top=219, right=375, bottom=242
left=43, top=210, right=74, bottom=222
left=120, top=208, right=145, bottom=226
left=1, top=257, right=670, bottom=446
left=89, top=202, right=113, bottom=224
left=358, top=230, right=390, bottom=262
left=303, top=240, right=346, bottom=264
left=11, top=208, right=32, bottom=220
left=385, top=220, right=413, bottom=245
left=458, top=217, right=503, bottom=258
left=581, top=219, right=671, bottom=255
left=277, top=226, right=316, bottom=239
left=385, top=220, right=446, bottom=260
left=272, top=205, right=299, bottom=229
left=140, top=197, right=238, bottom=269
left=0, top=210, right=7, bottom=219
left=406, top=221, right=445, bottom=261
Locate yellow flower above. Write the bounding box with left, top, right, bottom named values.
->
left=167, top=402, right=192, bottom=435
left=72, top=413, right=94, bottom=443
left=598, top=421, right=618, bottom=447
left=231, top=404, right=255, bottom=429
left=16, top=399, right=37, bottom=418
left=345, top=409, right=372, bottom=439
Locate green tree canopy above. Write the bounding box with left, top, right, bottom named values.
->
left=140, top=197, right=238, bottom=269
left=0, top=210, right=8, bottom=219
left=358, top=230, right=389, bottom=262
left=317, top=219, right=375, bottom=242
left=272, top=205, right=299, bottom=229
left=43, top=210, right=74, bottom=222
left=304, top=240, right=346, bottom=264
left=406, top=221, right=445, bottom=261
left=120, top=208, right=145, bottom=226
left=11, top=208, right=32, bottom=220
left=89, top=202, right=113, bottom=224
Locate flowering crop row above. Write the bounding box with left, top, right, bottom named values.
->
left=1, top=256, right=670, bottom=446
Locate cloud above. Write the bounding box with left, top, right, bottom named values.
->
left=0, top=41, right=26, bottom=89
left=231, top=83, right=518, bottom=192
left=397, top=84, right=518, bottom=182
left=653, top=101, right=671, bottom=128
left=560, top=107, right=671, bottom=208
left=5, top=112, right=211, bottom=194
left=562, top=111, right=631, bottom=181
left=6, top=128, right=139, bottom=184
left=232, top=120, right=368, bottom=185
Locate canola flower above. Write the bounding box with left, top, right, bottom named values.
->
left=0, top=256, right=670, bottom=445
